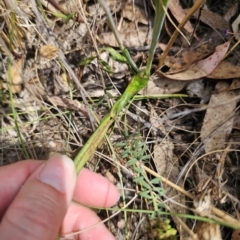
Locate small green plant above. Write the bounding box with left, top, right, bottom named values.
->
left=116, top=134, right=165, bottom=201
left=73, top=0, right=170, bottom=173
left=115, top=135, right=177, bottom=239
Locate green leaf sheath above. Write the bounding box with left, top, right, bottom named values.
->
left=74, top=71, right=149, bottom=174
left=74, top=113, right=114, bottom=173
left=112, top=71, right=149, bottom=116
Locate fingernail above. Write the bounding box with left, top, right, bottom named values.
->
left=38, top=155, right=76, bottom=193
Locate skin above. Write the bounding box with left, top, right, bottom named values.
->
left=0, top=155, right=120, bottom=240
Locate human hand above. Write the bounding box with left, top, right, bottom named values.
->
left=0, top=155, right=119, bottom=240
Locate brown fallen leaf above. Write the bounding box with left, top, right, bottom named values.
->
left=192, top=8, right=229, bottom=38
left=122, top=2, right=148, bottom=25
left=224, top=1, right=238, bottom=22
left=4, top=58, right=24, bottom=93
left=207, top=60, right=240, bottom=79
left=231, top=14, right=240, bottom=41
left=40, top=0, right=67, bottom=15
left=201, top=81, right=236, bottom=153
left=162, top=27, right=224, bottom=74
left=101, top=21, right=151, bottom=47
left=228, top=79, right=240, bottom=91
left=158, top=41, right=230, bottom=80
left=165, top=41, right=217, bottom=74
left=186, top=79, right=212, bottom=104
left=140, top=75, right=189, bottom=95
left=168, top=0, right=193, bottom=33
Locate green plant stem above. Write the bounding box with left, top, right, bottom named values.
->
left=146, top=0, right=169, bottom=75
left=97, top=0, right=139, bottom=74
left=74, top=0, right=169, bottom=173
left=97, top=0, right=123, bottom=49
left=74, top=71, right=149, bottom=173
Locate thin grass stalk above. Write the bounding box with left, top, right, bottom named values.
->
left=146, top=0, right=169, bottom=75
left=97, top=0, right=123, bottom=49
left=97, top=0, right=139, bottom=74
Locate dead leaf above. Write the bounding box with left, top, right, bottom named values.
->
left=140, top=75, right=189, bottom=95
left=159, top=41, right=230, bottom=80
left=201, top=82, right=236, bottom=153
left=165, top=41, right=217, bottom=73
left=2, top=117, right=18, bottom=138
left=149, top=107, right=180, bottom=184
left=40, top=44, right=58, bottom=59
left=168, top=0, right=193, bottom=33
left=232, top=15, right=240, bottom=41
left=229, top=79, right=240, bottom=91
left=88, top=0, right=123, bottom=17
left=122, top=3, right=148, bottom=25
left=40, top=0, right=66, bottom=15
left=224, top=1, right=238, bottom=22
left=4, top=58, right=24, bottom=93
left=192, top=8, right=229, bottom=37
left=207, top=60, right=240, bottom=79
left=101, top=22, right=151, bottom=47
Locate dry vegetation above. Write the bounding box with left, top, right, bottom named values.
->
left=1, top=0, right=240, bottom=239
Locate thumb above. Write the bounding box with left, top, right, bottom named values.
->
left=0, top=155, right=76, bottom=240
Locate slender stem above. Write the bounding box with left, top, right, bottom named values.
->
left=146, top=0, right=169, bottom=75
left=74, top=71, right=148, bottom=173
left=98, top=0, right=123, bottom=50
left=74, top=0, right=168, bottom=172
left=97, top=0, right=139, bottom=73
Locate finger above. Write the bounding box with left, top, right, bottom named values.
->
left=61, top=202, right=116, bottom=240
left=0, top=155, right=76, bottom=240
left=0, top=160, right=43, bottom=216
left=74, top=168, right=120, bottom=207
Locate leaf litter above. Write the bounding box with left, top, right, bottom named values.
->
left=1, top=0, right=240, bottom=239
